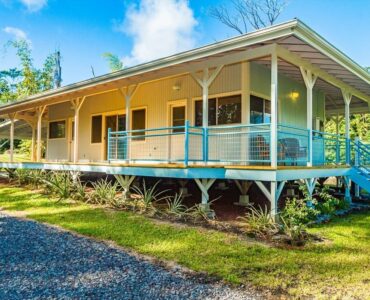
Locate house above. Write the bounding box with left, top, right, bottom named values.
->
left=0, top=19, right=369, bottom=214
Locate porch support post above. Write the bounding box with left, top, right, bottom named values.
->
left=343, top=176, right=352, bottom=204
left=270, top=53, right=278, bottom=167
left=36, top=106, right=46, bottom=162
left=8, top=113, right=16, bottom=162
left=120, top=85, right=138, bottom=161
left=342, top=90, right=352, bottom=165
left=300, top=67, right=318, bottom=167
left=31, top=124, right=36, bottom=162
left=191, top=66, right=223, bottom=162
left=114, top=175, right=136, bottom=199
left=234, top=180, right=252, bottom=206
left=71, top=97, right=85, bottom=163
left=194, top=178, right=216, bottom=209
left=304, top=178, right=318, bottom=207
left=255, top=180, right=285, bottom=217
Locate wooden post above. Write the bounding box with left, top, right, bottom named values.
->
left=300, top=67, right=318, bottom=167
left=342, top=90, right=352, bottom=165
left=71, top=97, right=85, bottom=163
left=8, top=114, right=15, bottom=162
left=36, top=106, right=46, bottom=162
left=270, top=53, right=278, bottom=168
left=120, top=85, right=138, bottom=162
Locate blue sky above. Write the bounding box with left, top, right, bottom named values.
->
left=0, top=0, right=369, bottom=85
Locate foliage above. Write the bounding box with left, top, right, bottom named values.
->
left=13, top=168, right=31, bottom=186
left=89, top=178, right=119, bottom=205
left=316, top=186, right=349, bottom=215
left=43, top=171, right=74, bottom=201
left=210, top=0, right=287, bottom=34
left=325, top=114, right=370, bottom=141
left=102, top=52, right=124, bottom=72
left=27, top=169, right=45, bottom=189
left=2, top=185, right=369, bottom=298
left=280, top=216, right=308, bottom=246
left=280, top=197, right=319, bottom=227
left=131, top=180, right=169, bottom=214
left=238, top=204, right=277, bottom=236
left=163, top=193, right=188, bottom=219
left=71, top=177, right=88, bottom=202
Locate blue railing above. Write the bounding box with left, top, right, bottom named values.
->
left=312, top=130, right=347, bottom=166
left=107, top=122, right=355, bottom=167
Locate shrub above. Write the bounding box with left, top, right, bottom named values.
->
left=238, top=204, right=277, bottom=237
left=13, top=169, right=31, bottom=186
left=317, top=186, right=349, bottom=214
left=71, top=177, right=88, bottom=202
left=43, top=171, right=74, bottom=201
left=130, top=180, right=169, bottom=214
left=28, top=170, right=45, bottom=189
left=89, top=178, right=119, bottom=205
left=281, top=197, right=319, bottom=226
left=280, top=216, right=308, bottom=246
left=164, top=193, right=188, bottom=219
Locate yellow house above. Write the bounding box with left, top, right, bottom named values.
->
left=0, top=19, right=369, bottom=213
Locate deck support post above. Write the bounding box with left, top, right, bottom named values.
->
left=304, top=178, right=318, bottom=205
left=114, top=175, right=136, bottom=199
left=191, top=66, right=223, bottom=162
left=120, top=85, right=138, bottom=162
left=36, top=106, right=46, bottom=162
left=270, top=52, right=278, bottom=168
left=300, top=67, right=318, bottom=167
left=31, top=124, right=36, bottom=162
left=194, top=178, right=216, bottom=210
left=342, top=90, right=352, bottom=165
left=234, top=180, right=252, bottom=206
left=255, top=181, right=285, bottom=217
left=8, top=113, right=16, bottom=162
left=343, top=176, right=352, bottom=204
left=71, top=97, right=85, bottom=163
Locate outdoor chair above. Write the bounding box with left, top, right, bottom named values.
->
left=279, top=137, right=307, bottom=166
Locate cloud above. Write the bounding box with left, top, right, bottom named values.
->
left=119, top=0, right=198, bottom=66
left=3, top=26, right=31, bottom=44
left=18, top=0, right=47, bottom=12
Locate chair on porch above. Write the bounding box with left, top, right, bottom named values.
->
left=250, top=134, right=270, bottom=165
left=279, top=138, right=307, bottom=166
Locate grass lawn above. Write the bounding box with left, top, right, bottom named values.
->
left=0, top=153, right=31, bottom=162
left=0, top=184, right=369, bottom=298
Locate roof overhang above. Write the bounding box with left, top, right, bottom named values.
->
left=0, top=19, right=368, bottom=117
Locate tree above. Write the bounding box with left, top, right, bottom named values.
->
left=102, top=52, right=124, bottom=72
left=210, top=0, right=287, bottom=34
left=0, top=40, right=59, bottom=103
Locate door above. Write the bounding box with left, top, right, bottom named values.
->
left=105, top=114, right=126, bottom=160
left=169, top=104, right=186, bottom=161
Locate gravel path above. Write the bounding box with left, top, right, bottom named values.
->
left=0, top=212, right=259, bottom=300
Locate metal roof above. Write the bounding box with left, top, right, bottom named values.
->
left=0, top=19, right=368, bottom=117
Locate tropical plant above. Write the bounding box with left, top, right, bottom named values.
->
left=164, top=193, right=188, bottom=219
left=316, top=186, right=349, bottom=214
left=238, top=204, right=277, bottom=236
left=102, top=52, right=124, bottom=72
left=89, top=178, right=118, bottom=205
left=27, top=169, right=45, bottom=189
left=13, top=168, right=31, bottom=186
left=71, top=177, right=88, bottom=202
left=280, top=197, right=319, bottom=227
left=43, top=171, right=74, bottom=200
left=280, top=216, right=308, bottom=246
left=130, top=180, right=169, bottom=214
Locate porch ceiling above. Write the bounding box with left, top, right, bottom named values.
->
left=0, top=19, right=368, bottom=118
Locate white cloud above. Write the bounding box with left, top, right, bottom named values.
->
left=19, top=0, right=47, bottom=12
left=3, top=26, right=31, bottom=44
left=120, top=0, right=198, bottom=66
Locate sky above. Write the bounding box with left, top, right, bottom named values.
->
left=0, top=0, right=369, bottom=85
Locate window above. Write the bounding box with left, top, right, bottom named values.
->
left=49, top=120, right=66, bottom=139
left=195, top=95, right=241, bottom=126
left=132, top=109, right=146, bottom=140
left=172, top=106, right=186, bottom=132
left=91, top=115, right=102, bottom=143
left=250, top=95, right=271, bottom=124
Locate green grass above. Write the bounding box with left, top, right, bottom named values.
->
left=0, top=153, right=31, bottom=162
left=0, top=184, right=369, bottom=298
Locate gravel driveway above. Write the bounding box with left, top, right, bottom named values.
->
left=0, top=213, right=258, bottom=299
